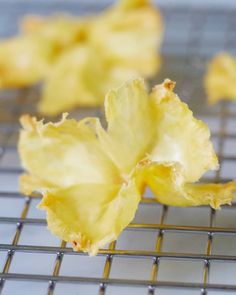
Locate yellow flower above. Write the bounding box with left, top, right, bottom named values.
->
left=19, top=79, right=236, bottom=255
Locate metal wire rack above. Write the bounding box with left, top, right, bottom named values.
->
left=0, top=1, right=236, bottom=295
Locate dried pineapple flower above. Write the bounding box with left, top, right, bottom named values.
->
left=19, top=79, right=236, bottom=255
left=39, top=0, right=162, bottom=115
left=0, top=0, right=162, bottom=114
left=205, top=52, right=236, bottom=104
left=89, top=0, right=162, bottom=78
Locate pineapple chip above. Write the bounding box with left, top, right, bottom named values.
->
left=0, top=0, right=162, bottom=114
left=0, top=15, right=88, bottom=89
left=39, top=0, right=162, bottom=115
left=205, top=52, right=236, bottom=104
left=19, top=79, right=236, bottom=255
left=89, top=0, right=162, bottom=78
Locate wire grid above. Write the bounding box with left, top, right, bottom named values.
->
left=0, top=2, right=236, bottom=295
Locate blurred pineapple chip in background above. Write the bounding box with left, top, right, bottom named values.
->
left=38, top=45, right=107, bottom=115
left=0, top=35, right=54, bottom=88
left=19, top=79, right=236, bottom=255
left=0, top=14, right=86, bottom=89
left=0, top=0, right=163, bottom=114
left=20, top=14, right=89, bottom=51
left=40, top=0, right=163, bottom=115
left=89, top=0, right=162, bottom=78
left=205, top=52, right=236, bottom=104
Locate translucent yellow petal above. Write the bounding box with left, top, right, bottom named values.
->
left=205, top=53, right=236, bottom=104
left=98, top=78, right=156, bottom=175
left=0, top=35, right=53, bottom=88
left=136, top=161, right=236, bottom=208
left=19, top=113, right=120, bottom=195
left=38, top=180, right=141, bottom=255
left=89, top=0, right=162, bottom=78
left=149, top=79, right=218, bottom=182
left=38, top=45, right=107, bottom=115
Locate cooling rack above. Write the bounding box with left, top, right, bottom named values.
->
left=0, top=1, right=236, bottom=295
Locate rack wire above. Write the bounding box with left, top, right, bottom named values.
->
left=0, top=1, right=236, bottom=295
